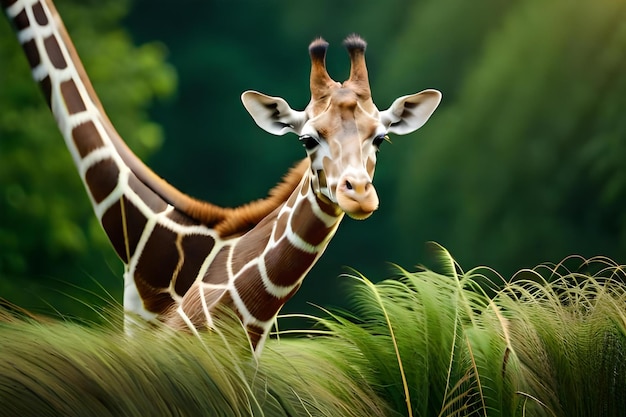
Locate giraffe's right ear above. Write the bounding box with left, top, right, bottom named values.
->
left=241, top=91, right=307, bottom=136
left=380, top=89, right=442, bottom=135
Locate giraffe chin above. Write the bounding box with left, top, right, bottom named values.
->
left=346, top=209, right=375, bottom=220
left=338, top=199, right=378, bottom=220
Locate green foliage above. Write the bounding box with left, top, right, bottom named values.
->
left=0, top=0, right=176, bottom=317
left=308, top=248, right=521, bottom=416
left=497, top=258, right=626, bottom=416
left=2, top=248, right=626, bottom=416
left=394, top=0, right=626, bottom=276
left=302, top=248, right=626, bottom=416
left=0, top=308, right=385, bottom=417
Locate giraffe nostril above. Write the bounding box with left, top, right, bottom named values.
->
left=345, top=180, right=353, bottom=190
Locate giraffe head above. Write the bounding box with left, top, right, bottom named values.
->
left=241, top=35, right=441, bottom=220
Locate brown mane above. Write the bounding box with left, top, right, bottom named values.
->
left=176, top=159, right=309, bottom=238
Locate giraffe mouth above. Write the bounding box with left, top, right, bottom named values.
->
left=347, top=207, right=376, bottom=220
left=336, top=179, right=379, bottom=220
left=338, top=199, right=378, bottom=220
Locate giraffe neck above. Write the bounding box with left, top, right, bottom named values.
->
left=172, top=168, right=344, bottom=352
left=5, top=0, right=346, bottom=354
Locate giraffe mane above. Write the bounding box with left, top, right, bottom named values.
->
left=139, top=157, right=308, bottom=238
left=214, top=158, right=309, bottom=237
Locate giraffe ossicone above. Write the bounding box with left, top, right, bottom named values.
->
left=3, top=0, right=441, bottom=354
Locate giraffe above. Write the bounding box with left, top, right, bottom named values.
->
left=3, top=0, right=441, bottom=353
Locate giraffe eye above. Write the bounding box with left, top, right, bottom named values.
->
left=299, top=135, right=319, bottom=150
left=373, top=134, right=387, bottom=149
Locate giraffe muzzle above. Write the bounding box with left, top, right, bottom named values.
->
left=336, top=175, right=379, bottom=220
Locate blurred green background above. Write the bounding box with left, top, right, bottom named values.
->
left=1, top=0, right=625, bottom=321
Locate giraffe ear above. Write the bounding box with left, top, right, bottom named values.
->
left=241, top=91, right=307, bottom=136
left=380, top=89, right=442, bottom=135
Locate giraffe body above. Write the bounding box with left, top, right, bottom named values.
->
left=3, top=0, right=441, bottom=353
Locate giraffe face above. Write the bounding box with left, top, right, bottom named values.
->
left=241, top=35, right=442, bottom=219
left=297, top=87, right=384, bottom=219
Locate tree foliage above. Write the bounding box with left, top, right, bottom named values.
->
left=393, top=0, right=626, bottom=276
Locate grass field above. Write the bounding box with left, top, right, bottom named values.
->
left=2, top=245, right=625, bottom=417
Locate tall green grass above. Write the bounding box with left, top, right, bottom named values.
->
left=1, top=246, right=625, bottom=416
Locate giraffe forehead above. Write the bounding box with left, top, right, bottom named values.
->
left=310, top=89, right=379, bottom=142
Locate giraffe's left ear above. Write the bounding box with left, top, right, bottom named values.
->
left=241, top=91, right=307, bottom=136
left=380, top=89, right=442, bottom=135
